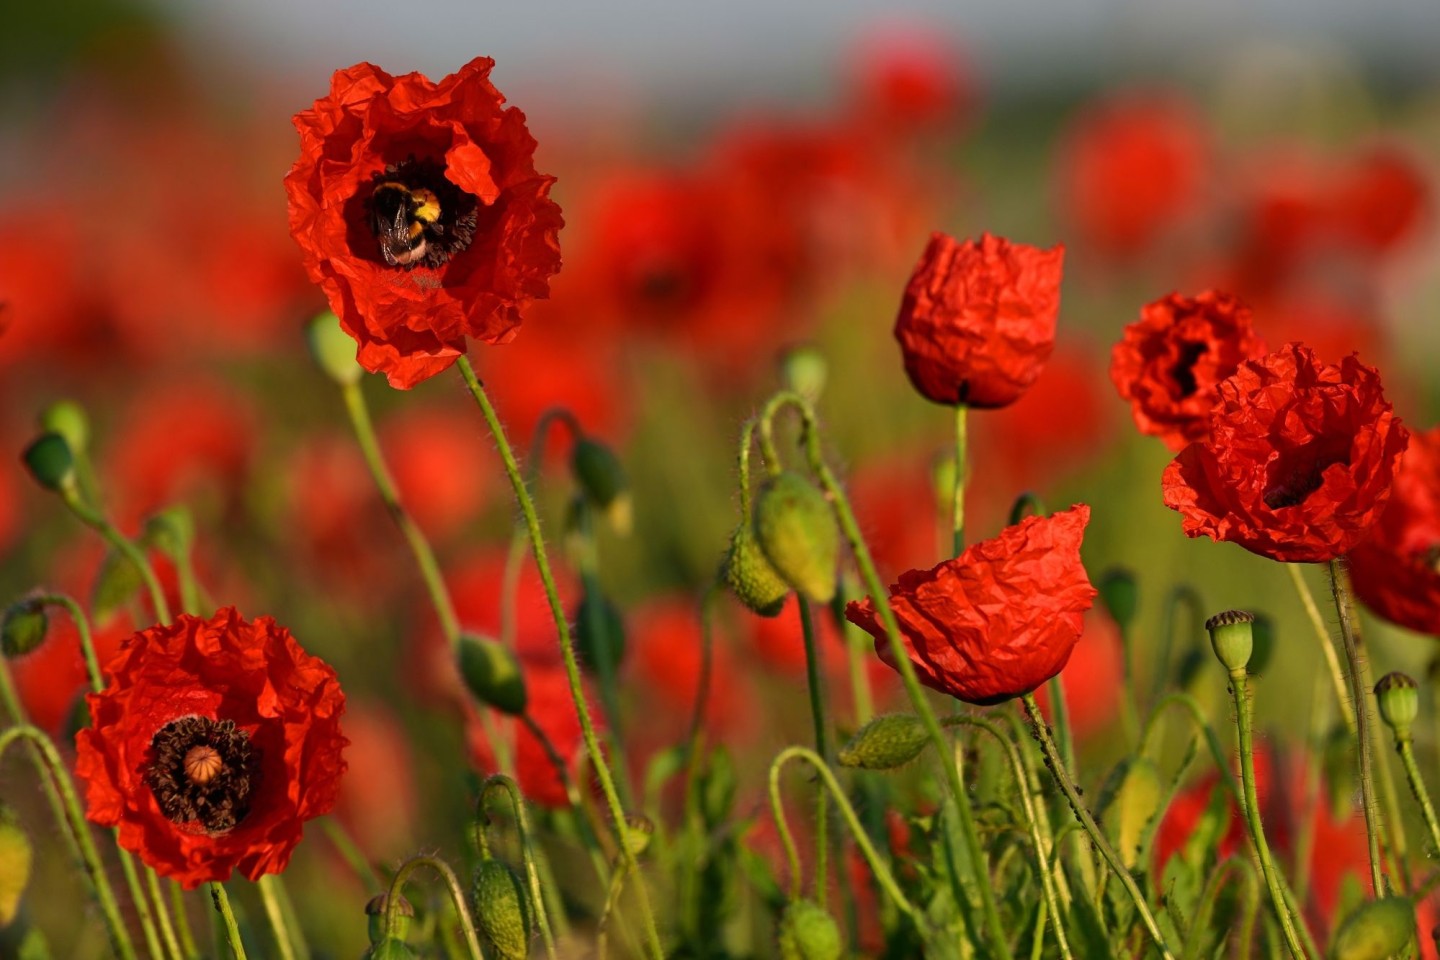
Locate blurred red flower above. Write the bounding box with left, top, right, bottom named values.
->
left=893, top=232, right=1064, bottom=408
left=1110, top=291, right=1268, bottom=451
left=1032, top=610, right=1124, bottom=741
left=286, top=58, right=564, bottom=388
left=75, top=608, right=347, bottom=887
left=627, top=598, right=752, bottom=742
left=379, top=406, right=491, bottom=538
left=845, top=505, right=1096, bottom=705
left=332, top=703, right=417, bottom=860
left=1327, top=145, right=1431, bottom=258
left=848, top=27, right=974, bottom=136
left=848, top=459, right=941, bottom=580
left=1162, top=343, right=1408, bottom=563
left=1349, top=425, right=1440, bottom=635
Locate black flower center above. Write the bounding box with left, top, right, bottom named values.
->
left=1262, top=437, right=1351, bottom=510
left=365, top=157, right=478, bottom=270
left=1169, top=341, right=1208, bottom=399
left=146, top=716, right=256, bottom=833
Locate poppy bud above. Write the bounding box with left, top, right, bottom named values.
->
left=621, top=814, right=654, bottom=857
left=365, top=939, right=419, bottom=960
left=1248, top=612, right=1276, bottom=675
left=1374, top=672, right=1420, bottom=740
left=1097, top=567, right=1138, bottom=632
left=21, top=433, right=75, bottom=493
left=458, top=634, right=527, bottom=716
left=364, top=893, right=414, bottom=945
left=305, top=311, right=364, bottom=386
left=723, top=524, right=789, bottom=617
left=1204, top=610, right=1253, bottom=674
left=570, top=437, right=631, bottom=535
left=39, top=400, right=89, bottom=456
left=1, top=601, right=47, bottom=658
left=1101, top=757, right=1163, bottom=868
left=1329, top=896, right=1415, bottom=960
left=0, top=805, right=32, bottom=927
left=472, top=858, right=533, bottom=960
left=777, top=899, right=843, bottom=960
left=779, top=345, right=828, bottom=403
left=753, top=472, right=839, bottom=604
left=837, top=713, right=930, bottom=770
left=143, top=506, right=196, bottom=559
left=574, top=587, right=627, bottom=673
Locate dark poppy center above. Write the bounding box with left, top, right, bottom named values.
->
left=1262, top=437, right=1351, bottom=510
left=146, top=716, right=256, bottom=833
left=1169, top=341, right=1208, bottom=399
left=364, top=157, right=478, bottom=270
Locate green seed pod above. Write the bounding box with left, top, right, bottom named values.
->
left=837, top=713, right=930, bottom=770
left=574, top=587, right=627, bottom=673
left=723, top=523, right=790, bottom=617
left=38, top=400, right=89, bottom=456
left=0, top=805, right=33, bottom=927
left=21, top=433, right=75, bottom=493
left=458, top=634, right=527, bottom=716
left=571, top=437, right=631, bottom=535
left=753, top=472, right=838, bottom=604
left=1248, top=612, right=1276, bottom=675
left=364, top=939, right=419, bottom=960
left=305, top=311, right=363, bottom=386
left=1097, top=567, right=1139, bottom=632
left=1, top=602, right=48, bottom=659
left=1329, top=896, right=1414, bottom=960
left=779, top=345, right=827, bottom=403
left=1204, top=610, right=1253, bottom=674
left=472, top=858, right=533, bottom=960
left=1374, top=672, right=1420, bottom=740
left=364, top=893, right=414, bottom=946
left=778, top=899, right=842, bottom=960
left=1103, top=757, right=1163, bottom=869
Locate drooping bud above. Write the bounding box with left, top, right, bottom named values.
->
left=574, top=587, right=627, bottom=673
left=364, top=893, right=414, bottom=945
left=472, top=858, right=533, bottom=960
left=306, top=311, right=363, bottom=386
left=142, top=506, right=196, bottom=559
left=753, top=472, right=838, bottom=604
left=21, top=433, right=75, bottom=493
left=837, top=713, right=931, bottom=770
left=38, top=400, right=89, bottom=456
left=1248, top=612, right=1276, bottom=675
left=779, top=345, right=828, bottom=403
left=1374, top=672, right=1420, bottom=741
left=723, top=524, right=790, bottom=617
left=570, top=437, right=631, bottom=535
left=1097, top=567, right=1138, bottom=632
left=0, top=805, right=33, bottom=927
left=1204, top=610, right=1253, bottom=674
left=1329, top=896, right=1415, bottom=960
left=621, top=814, right=654, bottom=857
left=777, top=899, right=843, bottom=960
left=458, top=634, right=527, bottom=716
left=1, top=600, right=48, bottom=658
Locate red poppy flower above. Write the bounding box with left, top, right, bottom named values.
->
left=286, top=58, right=564, bottom=388
left=1162, top=343, right=1408, bottom=563
left=893, top=232, right=1064, bottom=408
left=1328, top=145, right=1430, bottom=257
left=848, top=25, right=974, bottom=136
left=1349, top=425, right=1440, bottom=635
left=1109, top=291, right=1268, bottom=451
left=74, top=608, right=347, bottom=888
left=845, top=505, right=1096, bottom=705
left=379, top=406, right=491, bottom=538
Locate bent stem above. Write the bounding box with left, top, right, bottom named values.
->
left=210, top=884, right=248, bottom=960
left=479, top=775, right=558, bottom=960
left=458, top=357, right=663, bottom=960
left=1286, top=565, right=1355, bottom=732
left=384, top=855, right=484, bottom=960
left=1394, top=736, right=1440, bottom=861
left=58, top=488, right=172, bottom=625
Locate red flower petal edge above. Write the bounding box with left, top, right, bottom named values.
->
left=1349, top=425, right=1440, bottom=634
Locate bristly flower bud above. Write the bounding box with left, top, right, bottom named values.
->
left=778, top=899, right=843, bottom=960
left=621, top=814, right=654, bottom=857
left=1329, top=896, right=1415, bottom=960
left=837, top=713, right=930, bottom=770
left=779, top=345, right=828, bottom=403
left=22, top=432, right=75, bottom=493
left=306, top=311, right=364, bottom=386
left=39, top=400, right=90, bottom=456
left=1374, top=672, right=1420, bottom=740
left=753, top=472, right=839, bottom=604
left=1204, top=610, right=1253, bottom=674
left=364, top=893, right=414, bottom=945
left=472, top=858, right=533, bottom=960
left=0, top=805, right=33, bottom=927
left=1, top=600, right=48, bottom=658
left=458, top=634, right=527, bottom=716
left=570, top=437, right=632, bottom=535
left=1097, top=567, right=1138, bottom=632
left=723, top=524, right=790, bottom=617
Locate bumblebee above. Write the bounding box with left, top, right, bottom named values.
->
left=372, top=181, right=443, bottom=267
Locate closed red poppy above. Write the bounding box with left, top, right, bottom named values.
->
left=286, top=58, right=563, bottom=388
left=1349, top=425, right=1440, bottom=635
left=1162, top=343, right=1409, bottom=563
left=1110, top=291, right=1268, bottom=451
left=893, top=232, right=1064, bottom=408
left=845, top=505, right=1096, bottom=705
left=74, top=608, right=347, bottom=888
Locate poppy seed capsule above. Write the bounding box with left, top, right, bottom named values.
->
left=305, top=311, right=364, bottom=386
left=472, top=858, right=533, bottom=960
left=1374, top=672, right=1420, bottom=739
left=1204, top=610, right=1253, bottom=674
left=458, top=634, right=527, bottom=716
left=1, top=601, right=47, bottom=658
left=0, top=806, right=32, bottom=927
left=778, top=899, right=843, bottom=960
left=837, top=713, right=931, bottom=770
left=753, top=472, right=839, bottom=604
left=1330, top=896, right=1415, bottom=960
left=364, top=893, right=414, bottom=945
left=724, top=523, right=790, bottom=617
left=22, top=432, right=75, bottom=492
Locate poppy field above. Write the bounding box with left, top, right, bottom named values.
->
left=3, top=9, right=1440, bottom=960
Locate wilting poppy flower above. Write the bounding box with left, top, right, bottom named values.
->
left=286, top=58, right=564, bottom=388
left=893, top=232, right=1064, bottom=408
left=845, top=505, right=1096, bottom=705
left=74, top=608, right=347, bottom=887
left=1110, top=291, right=1268, bottom=451
left=1349, top=425, right=1440, bottom=635
left=1162, top=343, right=1408, bottom=563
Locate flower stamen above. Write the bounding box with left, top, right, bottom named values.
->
left=146, top=716, right=256, bottom=834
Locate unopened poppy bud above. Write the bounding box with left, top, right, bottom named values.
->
left=306, top=311, right=364, bottom=386
left=753, top=472, right=838, bottom=604
left=143, top=506, right=196, bottom=558
left=779, top=345, right=827, bottom=403
left=1374, top=672, right=1420, bottom=740
left=1097, top=567, right=1138, bottom=632
left=0, top=805, right=32, bottom=927
left=1248, top=612, right=1276, bottom=675
left=472, top=858, right=533, bottom=960
left=365, top=939, right=419, bottom=960
left=723, top=524, right=789, bottom=617
left=837, top=713, right=930, bottom=770
left=621, top=814, right=654, bottom=857
left=1101, top=757, right=1163, bottom=868
left=1204, top=610, right=1253, bottom=674
left=458, top=634, right=527, bottom=716
left=1330, top=896, right=1415, bottom=960
left=571, top=437, right=631, bottom=535
left=778, top=899, right=843, bottom=960
left=39, top=400, right=89, bottom=455
left=22, top=432, right=75, bottom=492
left=574, top=588, right=627, bottom=673
left=364, top=893, right=414, bottom=945
left=1, top=601, right=47, bottom=658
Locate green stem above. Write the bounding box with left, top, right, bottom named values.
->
left=59, top=487, right=171, bottom=625
left=257, top=875, right=307, bottom=960
left=384, top=855, right=485, bottom=960
left=519, top=712, right=611, bottom=887
left=457, top=357, right=663, bottom=960
left=1287, top=564, right=1356, bottom=732
left=796, top=596, right=832, bottom=908
left=320, top=817, right=381, bottom=888
left=1396, top=737, right=1440, bottom=863
left=1139, top=691, right=1242, bottom=805
left=1044, top=674, right=1076, bottom=776
left=209, top=884, right=247, bottom=960
left=596, top=853, right=632, bottom=960
left=952, top=403, right=967, bottom=556
left=1151, top=585, right=1203, bottom=706
left=1180, top=857, right=1258, bottom=960
left=833, top=585, right=875, bottom=725
left=146, top=869, right=185, bottom=960
left=478, top=775, right=559, bottom=960
left=171, top=880, right=198, bottom=959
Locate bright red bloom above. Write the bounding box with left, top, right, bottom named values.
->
left=74, top=608, right=347, bottom=888
left=1349, top=425, right=1440, bottom=635
left=1110, top=291, right=1268, bottom=451
left=286, top=58, right=564, bottom=388
left=1162, top=343, right=1408, bottom=563
left=845, top=505, right=1096, bottom=705
left=893, top=232, right=1064, bottom=408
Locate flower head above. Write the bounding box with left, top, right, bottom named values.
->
left=75, top=608, right=347, bottom=888
left=1110, top=291, right=1268, bottom=450
left=1349, top=425, right=1440, bottom=634
left=893, top=232, right=1064, bottom=408
left=286, top=58, right=563, bottom=388
left=845, top=505, right=1096, bottom=705
left=1162, top=343, right=1408, bottom=563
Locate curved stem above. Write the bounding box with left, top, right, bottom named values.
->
left=596, top=853, right=632, bottom=960
left=320, top=817, right=381, bottom=888
left=1139, top=691, right=1242, bottom=805
left=59, top=488, right=171, bottom=625
left=478, top=775, right=558, bottom=960
left=1151, top=584, right=1203, bottom=706
left=951, top=403, right=967, bottom=556
left=209, top=884, right=248, bottom=960
left=1180, top=857, right=1258, bottom=960
left=384, top=855, right=485, bottom=960
left=1396, top=737, right=1440, bottom=863
left=1287, top=564, right=1355, bottom=732
left=146, top=869, right=185, bottom=960
left=257, top=874, right=307, bottom=960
